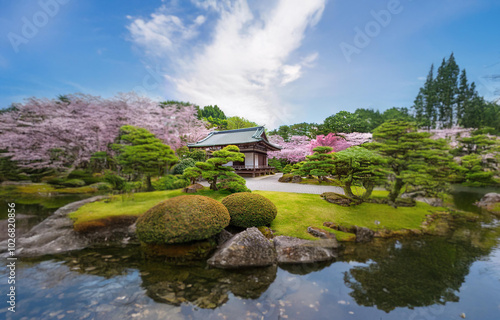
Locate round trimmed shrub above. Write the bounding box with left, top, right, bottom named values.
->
left=221, top=192, right=278, bottom=228
left=136, top=195, right=230, bottom=244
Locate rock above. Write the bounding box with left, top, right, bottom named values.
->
left=207, top=227, right=276, bottom=268
left=323, top=221, right=338, bottom=230
left=216, top=229, right=234, bottom=247
left=415, top=197, right=444, bottom=207
left=475, top=193, right=500, bottom=213
left=0, top=196, right=117, bottom=257
left=273, top=236, right=338, bottom=264
left=291, top=175, right=302, bottom=183
left=355, top=226, right=374, bottom=243
left=338, top=225, right=356, bottom=234
left=320, top=192, right=360, bottom=207
left=307, top=227, right=337, bottom=239
left=278, top=174, right=293, bottom=183
left=182, top=183, right=205, bottom=193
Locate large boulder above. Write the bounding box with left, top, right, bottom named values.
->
left=136, top=195, right=230, bottom=245
left=475, top=193, right=500, bottom=214
left=355, top=226, right=374, bottom=243
left=273, top=236, right=338, bottom=264
left=207, top=227, right=276, bottom=268
left=278, top=174, right=293, bottom=183
left=307, top=226, right=337, bottom=239
left=291, top=175, right=302, bottom=183
left=320, top=192, right=360, bottom=206
left=222, top=192, right=277, bottom=228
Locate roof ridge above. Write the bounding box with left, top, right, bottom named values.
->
left=212, top=126, right=264, bottom=134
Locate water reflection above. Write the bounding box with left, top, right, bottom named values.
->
left=343, top=237, right=488, bottom=313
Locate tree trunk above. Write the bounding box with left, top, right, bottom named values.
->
left=210, top=177, right=218, bottom=190
left=343, top=180, right=356, bottom=198
left=361, top=182, right=375, bottom=199
left=146, top=175, right=153, bottom=191
left=389, top=178, right=404, bottom=202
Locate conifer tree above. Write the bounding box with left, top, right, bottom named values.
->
left=366, top=120, right=453, bottom=202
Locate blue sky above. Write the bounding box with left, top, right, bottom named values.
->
left=1, top=0, right=499, bottom=128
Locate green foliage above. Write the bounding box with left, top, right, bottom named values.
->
left=67, top=169, right=101, bottom=185
left=332, top=146, right=387, bottom=199
left=320, top=111, right=362, bottom=134
left=135, top=195, right=230, bottom=244
left=199, top=105, right=228, bottom=129
left=172, top=158, right=197, bottom=175
left=217, top=172, right=251, bottom=193
left=366, top=120, right=453, bottom=202
left=222, top=192, right=277, bottom=227
left=152, top=175, right=190, bottom=191
left=282, top=164, right=293, bottom=174
left=268, top=157, right=286, bottom=172
left=0, top=151, right=21, bottom=182
left=59, top=179, right=86, bottom=187
left=268, top=122, right=318, bottom=140
left=183, top=166, right=203, bottom=184
left=226, top=116, right=259, bottom=130
left=177, top=146, right=207, bottom=162
left=112, top=125, right=179, bottom=191
left=194, top=145, right=247, bottom=191
left=412, top=53, right=499, bottom=130
left=89, top=151, right=116, bottom=173
left=300, top=146, right=335, bottom=182
left=103, top=171, right=126, bottom=190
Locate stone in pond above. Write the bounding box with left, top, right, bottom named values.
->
left=207, top=227, right=276, bottom=268
left=273, top=236, right=338, bottom=264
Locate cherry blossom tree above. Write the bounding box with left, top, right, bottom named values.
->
left=0, top=93, right=210, bottom=170
left=268, top=135, right=311, bottom=163
left=309, top=133, right=352, bottom=154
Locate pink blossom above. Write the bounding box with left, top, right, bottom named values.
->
left=0, top=93, right=210, bottom=169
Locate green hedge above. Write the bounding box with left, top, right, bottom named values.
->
left=136, top=195, right=230, bottom=244
left=152, top=175, right=190, bottom=190
left=221, top=192, right=278, bottom=228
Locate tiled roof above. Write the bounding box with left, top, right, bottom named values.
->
left=188, top=126, right=281, bottom=150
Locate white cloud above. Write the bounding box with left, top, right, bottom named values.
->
left=417, top=76, right=426, bottom=81
left=127, top=0, right=326, bottom=127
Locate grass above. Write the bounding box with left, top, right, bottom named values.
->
left=69, top=189, right=230, bottom=225
left=2, top=183, right=99, bottom=195
left=70, top=187, right=441, bottom=241
left=255, top=191, right=440, bottom=240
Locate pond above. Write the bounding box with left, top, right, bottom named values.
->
left=1, top=188, right=499, bottom=320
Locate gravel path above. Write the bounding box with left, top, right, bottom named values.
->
left=201, top=173, right=344, bottom=195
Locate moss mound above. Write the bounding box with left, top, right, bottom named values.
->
left=136, top=195, right=230, bottom=244
left=222, top=192, right=278, bottom=228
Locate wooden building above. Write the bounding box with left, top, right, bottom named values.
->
left=187, top=126, right=281, bottom=177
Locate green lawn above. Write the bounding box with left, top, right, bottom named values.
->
left=70, top=188, right=441, bottom=241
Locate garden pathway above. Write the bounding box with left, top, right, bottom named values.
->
left=201, top=173, right=345, bottom=195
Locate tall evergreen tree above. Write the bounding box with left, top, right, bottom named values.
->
left=435, top=53, right=460, bottom=128
left=413, top=64, right=438, bottom=128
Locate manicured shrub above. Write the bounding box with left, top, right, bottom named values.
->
left=68, top=170, right=102, bottom=185
left=217, top=172, right=250, bottom=193
left=103, top=172, right=126, bottom=190
left=172, top=158, right=197, bottom=175
left=152, top=175, right=190, bottom=191
left=60, top=179, right=86, bottom=187
left=221, top=192, right=278, bottom=228
left=136, top=195, right=230, bottom=244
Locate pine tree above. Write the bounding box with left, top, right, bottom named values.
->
left=413, top=64, right=437, bottom=128
left=366, top=120, right=453, bottom=202
left=435, top=53, right=460, bottom=128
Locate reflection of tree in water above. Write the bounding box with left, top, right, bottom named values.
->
left=140, top=260, right=277, bottom=308
left=47, top=245, right=277, bottom=309
left=343, top=237, right=486, bottom=313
